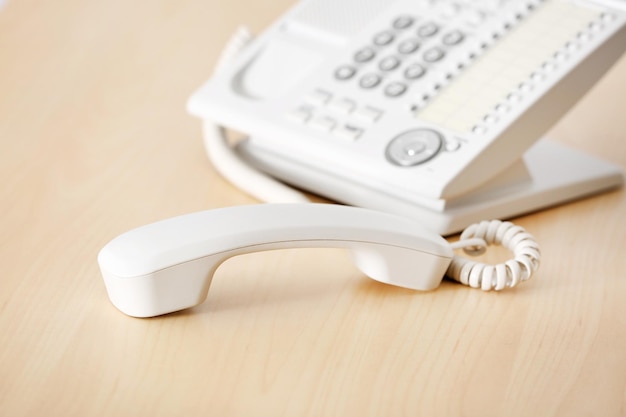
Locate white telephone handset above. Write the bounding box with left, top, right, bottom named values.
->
left=98, top=204, right=540, bottom=317
left=188, top=0, right=625, bottom=234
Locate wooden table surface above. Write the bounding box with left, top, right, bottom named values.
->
left=1, top=0, right=625, bottom=415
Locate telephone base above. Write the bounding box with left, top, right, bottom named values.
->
left=236, top=139, right=623, bottom=235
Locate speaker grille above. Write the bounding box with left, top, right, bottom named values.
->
left=290, top=0, right=392, bottom=37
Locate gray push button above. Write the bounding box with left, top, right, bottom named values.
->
left=386, top=129, right=443, bottom=166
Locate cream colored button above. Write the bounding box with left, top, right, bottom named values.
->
left=354, top=106, right=383, bottom=122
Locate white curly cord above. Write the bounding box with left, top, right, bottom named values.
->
left=447, top=220, right=541, bottom=290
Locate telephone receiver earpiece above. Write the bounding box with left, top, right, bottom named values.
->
left=98, top=204, right=454, bottom=317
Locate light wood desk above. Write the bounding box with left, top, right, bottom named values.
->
left=1, top=0, right=625, bottom=415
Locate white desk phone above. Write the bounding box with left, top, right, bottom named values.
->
left=99, top=0, right=625, bottom=317
left=190, top=0, right=625, bottom=234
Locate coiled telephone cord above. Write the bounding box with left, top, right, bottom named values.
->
left=448, top=220, right=541, bottom=290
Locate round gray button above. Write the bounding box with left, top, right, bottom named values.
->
left=386, top=129, right=443, bottom=166
left=398, top=38, right=421, bottom=54
left=359, top=73, right=382, bottom=89
left=373, top=30, right=395, bottom=46
left=393, top=15, right=415, bottom=29
left=384, top=82, right=407, bottom=97
left=354, top=47, right=376, bottom=63
left=443, top=30, right=464, bottom=45
left=404, top=63, right=426, bottom=79
left=335, top=65, right=357, bottom=80
left=379, top=56, right=401, bottom=71
left=423, top=47, right=445, bottom=62
left=417, top=22, right=439, bottom=38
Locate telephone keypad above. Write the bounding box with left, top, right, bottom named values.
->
left=332, top=14, right=467, bottom=101
left=303, top=13, right=473, bottom=142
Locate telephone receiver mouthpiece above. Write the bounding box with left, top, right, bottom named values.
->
left=98, top=204, right=453, bottom=317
